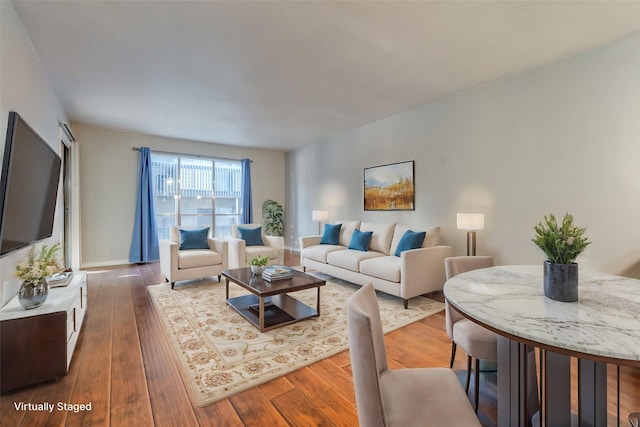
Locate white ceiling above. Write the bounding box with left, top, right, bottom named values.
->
left=12, top=0, right=640, bottom=152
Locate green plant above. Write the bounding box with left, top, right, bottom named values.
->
left=262, top=199, right=283, bottom=236
left=532, top=213, right=590, bottom=264
left=249, top=255, right=269, bottom=267
left=15, top=243, right=63, bottom=283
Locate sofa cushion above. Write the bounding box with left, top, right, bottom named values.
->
left=320, top=223, right=341, bottom=245
left=238, top=226, right=264, bottom=246
left=244, top=245, right=278, bottom=261
left=179, top=227, right=210, bottom=250
left=303, top=244, right=344, bottom=263
left=336, top=220, right=361, bottom=247
left=390, top=224, right=441, bottom=255
left=394, top=230, right=426, bottom=256
left=361, top=222, right=396, bottom=255
left=327, top=249, right=384, bottom=272
left=349, top=229, right=373, bottom=251
left=360, top=256, right=401, bottom=283
left=178, top=249, right=222, bottom=269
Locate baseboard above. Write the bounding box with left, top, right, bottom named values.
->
left=81, top=259, right=143, bottom=269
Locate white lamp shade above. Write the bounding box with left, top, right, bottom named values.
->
left=312, top=210, right=329, bottom=221
left=457, top=213, right=485, bottom=230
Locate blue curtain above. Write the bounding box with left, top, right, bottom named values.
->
left=129, top=147, right=159, bottom=263
left=240, top=158, right=253, bottom=224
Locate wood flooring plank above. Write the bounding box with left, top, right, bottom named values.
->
left=308, top=358, right=356, bottom=405
left=109, top=273, right=153, bottom=426
left=65, top=271, right=114, bottom=426
left=286, top=367, right=359, bottom=426
left=271, top=388, right=335, bottom=427
left=192, top=399, right=244, bottom=427
left=130, top=266, right=200, bottom=426
left=258, top=376, right=294, bottom=400
left=229, top=387, right=289, bottom=427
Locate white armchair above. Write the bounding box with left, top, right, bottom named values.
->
left=228, top=224, right=284, bottom=269
left=159, top=226, right=228, bottom=289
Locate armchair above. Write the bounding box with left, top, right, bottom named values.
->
left=228, top=224, right=284, bottom=269
left=159, top=226, right=228, bottom=289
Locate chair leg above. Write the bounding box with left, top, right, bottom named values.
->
left=465, top=354, right=472, bottom=393
left=474, top=358, right=480, bottom=413
left=449, top=342, right=457, bottom=368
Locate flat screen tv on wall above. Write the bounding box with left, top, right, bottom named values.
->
left=0, top=111, right=62, bottom=257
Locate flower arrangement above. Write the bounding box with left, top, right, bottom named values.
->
left=532, top=213, right=590, bottom=264
left=15, top=243, right=63, bottom=284
left=249, top=255, right=269, bottom=267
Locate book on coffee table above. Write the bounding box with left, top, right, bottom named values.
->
left=262, top=266, right=293, bottom=281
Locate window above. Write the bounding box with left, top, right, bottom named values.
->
left=151, top=153, right=242, bottom=239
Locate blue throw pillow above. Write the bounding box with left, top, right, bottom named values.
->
left=394, top=229, right=426, bottom=256
left=349, top=228, right=373, bottom=252
left=179, top=227, right=210, bottom=250
left=320, top=223, right=341, bottom=245
left=238, top=226, right=264, bottom=246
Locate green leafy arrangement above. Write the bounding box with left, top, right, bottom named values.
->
left=249, top=255, right=269, bottom=267
left=15, top=243, right=63, bottom=283
left=262, top=199, right=283, bottom=236
left=532, top=213, right=590, bottom=264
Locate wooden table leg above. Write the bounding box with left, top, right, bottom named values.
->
left=259, top=296, right=265, bottom=331
left=316, top=286, right=321, bottom=314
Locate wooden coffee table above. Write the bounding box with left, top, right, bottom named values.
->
left=222, top=267, right=326, bottom=332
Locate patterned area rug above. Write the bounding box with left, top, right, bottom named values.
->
left=147, top=274, right=444, bottom=407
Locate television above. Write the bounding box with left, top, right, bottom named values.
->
left=0, top=111, right=62, bottom=256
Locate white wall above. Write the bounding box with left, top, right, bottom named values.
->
left=75, top=125, right=286, bottom=267
left=287, top=32, right=640, bottom=278
left=0, top=1, right=69, bottom=305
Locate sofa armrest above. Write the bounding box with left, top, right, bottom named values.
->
left=264, top=235, right=285, bottom=264
left=159, top=239, right=179, bottom=279
left=400, top=245, right=454, bottom=299
left=299, top=235, right=322, bottom=250
left=208, top=237, right=229, bottom=270
left=227, top=237, right=246, bottom=269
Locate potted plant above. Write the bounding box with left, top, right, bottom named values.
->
left=262, top=200, right=283, bottom=236
left=15, top=243, right=63, bottom=309
left=249, top=255, right=269, bottom=275
left=532, top=213, right=590, bottom=302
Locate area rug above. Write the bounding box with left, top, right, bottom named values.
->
left=147, top=275, right=444, bottom=407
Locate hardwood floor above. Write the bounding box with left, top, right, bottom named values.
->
left=1, top=252, right=638, bottom=426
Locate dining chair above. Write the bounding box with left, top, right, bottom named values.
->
left=445, top=255, right=496, bottom=412
left=347, top=283, right=481, bottom=427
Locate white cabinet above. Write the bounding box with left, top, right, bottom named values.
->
left=0, top=272, right=87, bottom=392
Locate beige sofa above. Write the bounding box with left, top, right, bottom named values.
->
left=300, top=221, right=453, bottom=308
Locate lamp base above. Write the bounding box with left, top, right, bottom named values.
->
left=466, top=231, right=477, bottom=256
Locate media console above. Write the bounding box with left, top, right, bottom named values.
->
left=0, top=271, right=87, bottom=392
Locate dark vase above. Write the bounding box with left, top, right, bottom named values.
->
left=18, top=278, right=49, bottom=310
left=543, top=261, right=578, bottom=302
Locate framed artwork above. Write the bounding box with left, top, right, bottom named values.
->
left=364, top=160, right=415, bottom=211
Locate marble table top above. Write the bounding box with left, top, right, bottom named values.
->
left=444, top=265, right=640, bottom=366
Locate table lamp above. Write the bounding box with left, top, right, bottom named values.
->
left=312, top=210, right=329, bottom=235
left=457, top=213, right=484, bottom=256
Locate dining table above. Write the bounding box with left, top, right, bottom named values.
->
left=444, top=265, right=640, bottom=427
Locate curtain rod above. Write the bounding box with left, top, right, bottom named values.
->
left=132, top=146, right=251, bottom=163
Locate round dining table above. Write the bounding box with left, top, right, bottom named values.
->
left=444, top=265, right=640, bottom=427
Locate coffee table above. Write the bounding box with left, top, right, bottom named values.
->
left=222, top=267, right=326, bottom=332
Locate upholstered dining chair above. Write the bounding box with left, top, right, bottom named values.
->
left=347, top=283, right=481, bottom=427
left=445, top=255, right=497, bottom=413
